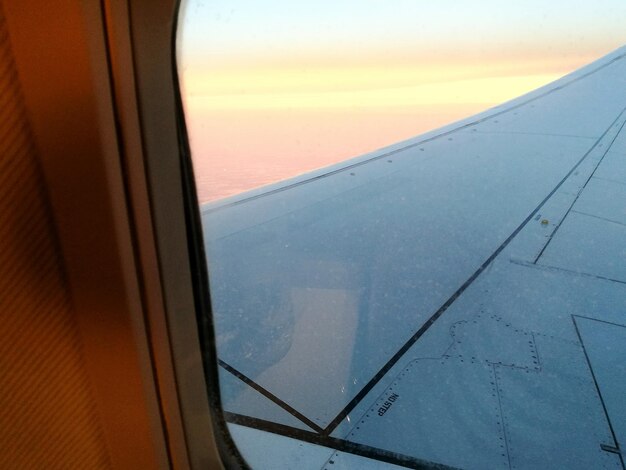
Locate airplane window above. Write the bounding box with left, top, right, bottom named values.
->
left=177, top=1, right=626, bottom=468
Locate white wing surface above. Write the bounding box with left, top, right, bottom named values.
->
left=201, top=46, right=626, bottom=469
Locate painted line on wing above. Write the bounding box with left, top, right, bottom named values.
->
left=225, top=412, right=459, bottom=470
left=571, top=316, right=625, bottom=469
left=218, top=359, right=324, bottom=433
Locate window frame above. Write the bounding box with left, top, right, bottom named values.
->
left=101, top=0, right=242, bottom=467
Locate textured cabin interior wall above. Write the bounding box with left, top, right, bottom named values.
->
left=0, top=3, right=111, bottom=468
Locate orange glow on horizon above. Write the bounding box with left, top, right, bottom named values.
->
left=185, top=73, right=563, bottom=110
left=180, top=54, right=601, bottom=203
left=183, top=55, right=591, bottom=96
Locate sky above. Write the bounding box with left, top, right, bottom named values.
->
left=178, top=0, right=626, bottom=202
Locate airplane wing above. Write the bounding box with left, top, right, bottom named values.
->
left=200, top=46, right=626, bottom=470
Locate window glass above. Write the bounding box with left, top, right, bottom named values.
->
left=177, top=2, right=626, bottom=468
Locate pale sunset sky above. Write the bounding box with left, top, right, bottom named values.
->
left=177, top=1, right=626, bottom=202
